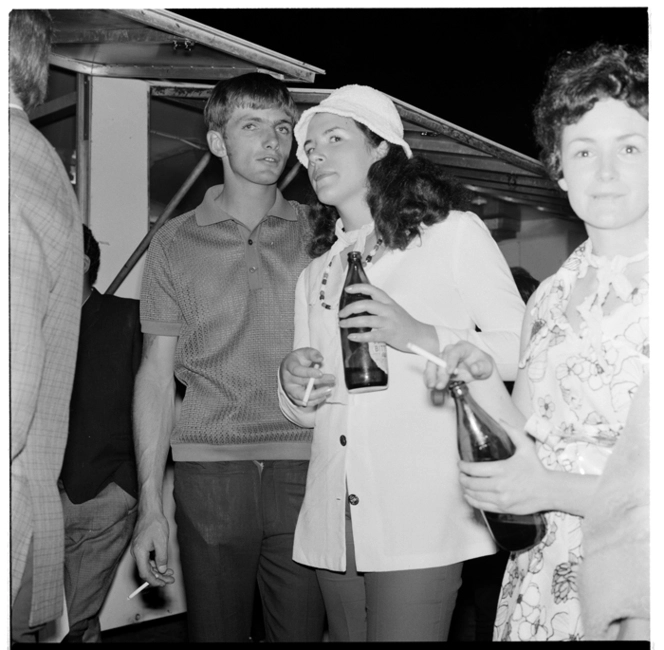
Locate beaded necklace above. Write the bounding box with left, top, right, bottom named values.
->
left=319, top=238, right=383, bottom=310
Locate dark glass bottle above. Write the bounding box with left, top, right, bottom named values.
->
left=448, top=380, right=547, bottom=552
left=339, top=251, right=388, bottom=393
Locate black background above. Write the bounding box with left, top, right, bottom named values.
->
left=173, top=7, right=648, bottom=161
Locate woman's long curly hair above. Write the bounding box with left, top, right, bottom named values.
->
left=534, top=42, right=648, bottom=181
left=306, top=122, right=470, bottom=258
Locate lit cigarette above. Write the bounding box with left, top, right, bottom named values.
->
left=302, top=363, right=321, bottom=407
left=127, top=581, right=150, bottom=600
left=407, top=342, right=448, bottom=371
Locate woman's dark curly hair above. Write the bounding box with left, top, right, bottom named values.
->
left=534, top=42, right=648, bottom=181
left=307, top=122, right=470, bottom=257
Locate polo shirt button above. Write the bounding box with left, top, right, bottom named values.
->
left=249, top=267, right=257, bottom=273
left=248, top=239, right=253, bottom=245
left=340, top=435, right=347, bottom=446
left=348, top=494, right=359, bottom=506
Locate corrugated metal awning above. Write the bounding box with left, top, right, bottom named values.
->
left=148, top=83, right=573, bottom=219
left=48, top=9, right=324, bottom=83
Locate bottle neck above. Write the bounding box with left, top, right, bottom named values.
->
left=448, top=380, right=467, bottom=398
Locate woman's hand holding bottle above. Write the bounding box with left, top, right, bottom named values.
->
left=280, top=347, right=335, bottom=407
left=339, top=283, right=438, bottom=354
left=457, top=424, right=550, bottom=517
left=421, top=340, right=551, bottom=519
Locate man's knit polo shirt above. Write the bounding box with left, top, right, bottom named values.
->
left=140, top=185, right=314, bottom=462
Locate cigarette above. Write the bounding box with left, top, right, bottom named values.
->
left=302, top=363, right=321, bottom=407
left=407, top=342, right=448, bottom=371
left=127, top=581, right=150, bottom=600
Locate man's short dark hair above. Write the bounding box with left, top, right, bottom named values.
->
left=534, top=43, right=648, bottom=181
left=9, top=10, right=53, bottom=113
left=203, top=72, right=298, bottom=134
left=83, top=224, right=101, bottom=287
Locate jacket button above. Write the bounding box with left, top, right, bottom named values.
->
left=348, top=494, right=359, bottom=506
left=340, top=435, right=347, bottom=446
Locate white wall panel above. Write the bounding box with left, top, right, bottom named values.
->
left=88, top=77, right=149, bottom=300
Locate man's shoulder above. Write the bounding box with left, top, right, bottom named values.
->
left=150, top=209, right=198, bottom=249
left=11, top=109, right=59, bottom=165
left=10, top=109, right=74, bottom=186
left=9, top=108, right=35, bottom=143
left=10, top=112, right=81, bottom=250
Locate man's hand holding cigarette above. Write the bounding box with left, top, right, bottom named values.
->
left=130, top=511, right=175, bottom=588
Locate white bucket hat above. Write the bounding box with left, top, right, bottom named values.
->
left=294, top=84, right=413, bottom=167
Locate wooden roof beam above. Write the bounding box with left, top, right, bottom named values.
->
left=458, top=177, right=570, bottom=206
left=422, top=152, right=542, bottom=176
left=405, top=133, right=494, bottom=158
left=112, top=9, right=324, bottom=82
left=424, top=162, right=562, bottom=194
left=53, top=27, right=174, bottom=45
left=50, top=53, right=280, bottom=80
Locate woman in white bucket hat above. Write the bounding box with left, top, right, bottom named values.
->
left=277, top=85, right=525, bottom=641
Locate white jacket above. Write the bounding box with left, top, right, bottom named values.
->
left=279, top=211, right=525, bottom=572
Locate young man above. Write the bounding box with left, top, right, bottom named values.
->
left=130, top=73, right=325, bottom=642
left=10, top=9, right=83, bottom=643
left=59, top=225, right=141, bottom=642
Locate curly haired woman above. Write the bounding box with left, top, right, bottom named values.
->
left=424, top=43, right=649, bottom=641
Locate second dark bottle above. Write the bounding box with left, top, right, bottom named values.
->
left=339, top=251, right=388, bottom=393
left=448, top=380, right=547, bottom=553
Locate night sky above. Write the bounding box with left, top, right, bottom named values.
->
left=172, top=7, right=649, bottom=162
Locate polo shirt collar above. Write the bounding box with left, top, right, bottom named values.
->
left=195, top=184, right=297, bottom=226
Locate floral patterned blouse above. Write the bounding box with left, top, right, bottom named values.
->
left=494, top=239, right=649, bottom=641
